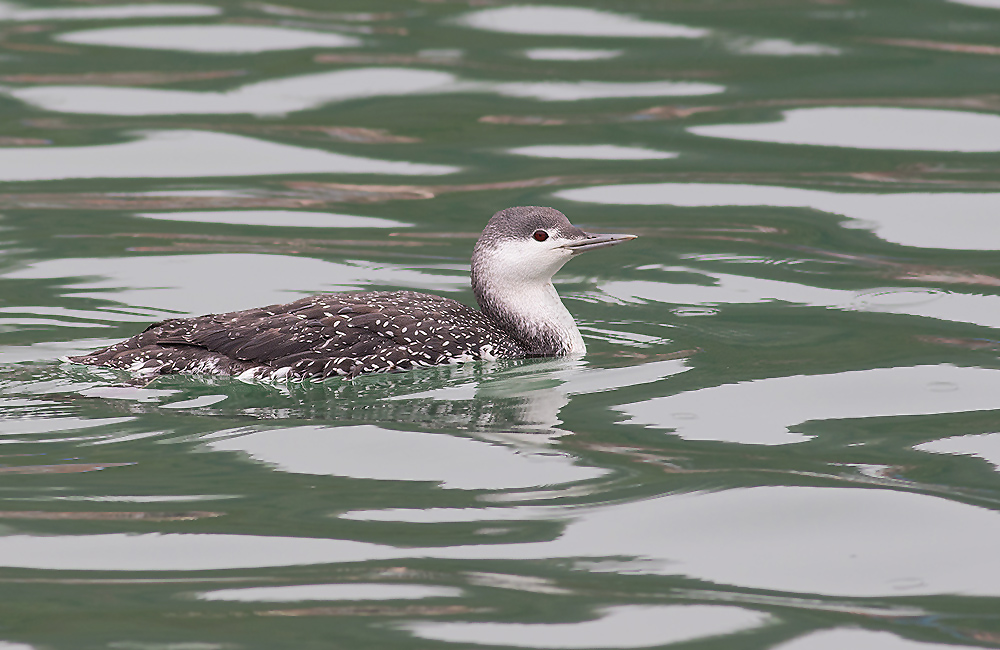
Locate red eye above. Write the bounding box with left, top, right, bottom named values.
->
left=533, top=230, right=549, bottom=242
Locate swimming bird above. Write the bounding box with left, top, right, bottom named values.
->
left=69, top=206, right=636, bottom=380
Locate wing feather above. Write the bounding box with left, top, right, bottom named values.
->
left=71, top=290, right=525, bottom=379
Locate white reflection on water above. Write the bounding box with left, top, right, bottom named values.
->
left=492, top=80, right=722, bottom=101
left=616, top=365, right=1000, bottom=445
left=383, top=358, right=690, bottom=438
left=8, top=67, right=722, bottom=116
left=26, top=495, right=235, bottom=503
left=57, top=24, right=361, bottom=53
left=0, top=641, right=34, bottom=650
left=556, top=359, right=690, bottom=396
left=2, top=254, right=467, bottom=315
left=0, top=306, right=153, bottom=322
left=388, top=358, right=691, bottom=438
left=723, top=37, right=841, bottom=56
left=0, top=2, right=218, bottom=21
left=0, top=317, right=98, bottom=329
left=341, top=505, right=563, bottom=523
left=522, top=48, right=622, bottom=61
left=556, top=182, right=1000, bottom=250
left=456, top=5, right=709, bottom=38
left=403, top=604, right=769, bottom=648
left=5, top=486, right=998, bottom=597
left=0, top=130, right=457, bottom=181
left=205, top=425, right=608, bottom=490
left=916, top=432, right=1000, bottom=471
left=134, top=211, right=410, bottom=229
left=774, top=628, right=967, bottom=650
left=0, top=416, right=133, bottom=437
left=78, top=386, right=177, bottom=402
left=689, top=107, right=1000, bottom=152
left=466, top=571, right=570, bottom=595
left=9, top=68, right=457, bottom=117
left=946, top=0, right=1000, bottom=8
left=507, top=145, right=676, bottom=160
left=602, top=270, right=1000, bottom=330
left=160, top=395, right=228, bottom=409
left=0, top=533, right=401, bottom=571
left=197, top=583, right=462, bottom=602
left=440, top=486, right=1000, bottom=597
left=0, top=338, right=128, bottom=364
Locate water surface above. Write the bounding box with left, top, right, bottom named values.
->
left=1, top=1, right=1000, bottom=649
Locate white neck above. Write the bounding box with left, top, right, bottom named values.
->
left=472, top=241, right=585, bottom=356
left=484, top=280, right=586, bottom=355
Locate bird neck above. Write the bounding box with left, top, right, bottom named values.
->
left=472, top=268, right=586, bottom=357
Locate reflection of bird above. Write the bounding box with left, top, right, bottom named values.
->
left=70, top=207, right=636, bottom=380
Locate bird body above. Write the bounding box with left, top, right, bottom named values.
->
left=69, top=207, right=635, bottom=380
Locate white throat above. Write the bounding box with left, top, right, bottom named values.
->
left=489, top=280, right=585, bottom=354
left=472, top=239, right=586, bottom=356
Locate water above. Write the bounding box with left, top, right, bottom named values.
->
left=1, top=1, right=999, bottom=648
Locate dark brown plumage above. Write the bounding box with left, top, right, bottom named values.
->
left=71, top=291, right=525, bottom=380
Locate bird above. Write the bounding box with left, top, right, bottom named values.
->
left=68, top=206, right=636, bottom=381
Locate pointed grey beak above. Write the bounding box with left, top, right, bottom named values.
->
left=561, top=231, right=637, bottom=254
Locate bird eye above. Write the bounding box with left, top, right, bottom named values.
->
left=533, top=230, right=549, bottom=242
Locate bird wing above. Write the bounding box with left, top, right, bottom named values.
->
left=146, top=291, right=504, bottom=379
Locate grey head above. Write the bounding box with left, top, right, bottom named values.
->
left=471, top=206, right=636, bottom=355
left=474, top=206, right=634, bottom=257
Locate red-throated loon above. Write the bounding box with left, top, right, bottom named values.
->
left=69, top=206, right=636, bottom=380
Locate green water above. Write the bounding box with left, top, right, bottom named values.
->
left=2, top=1, right=1000, bottom=648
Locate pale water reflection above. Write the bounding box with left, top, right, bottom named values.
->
left=2, top=254, right=468, bottom=315
left=340, top=505, right=566, bottom=523
left=722, top=38, right=841, bottom=56
left=617, top=365, right=1000, bottom=445
left=946, top=0, right=1000, bottom=8
left=602, top=270, right=1000, bottom=330
left=133, top=210, right=411, bottom=229
left=493, top=80, right=722, bottom=102
left=57, top=24, right=361, bottom=53
left=160, top=394, right=228, bottom=409
left=437, top=486, right=1000, bottom=597
left=0, top=533, right=401, bottom=571
left=379, top=358, right=690, bottom=438
left=522, top=48, right=622, bottom=61
left=455, top=5, right=709, bottom=39
left=197, top=583, right=462, bottom=602
left=204, top=425, right=608, bottom=490
left=916, top=432, right=1000, bottom=472
left=689, top=108, right=1000, bottom=152
left=5, top=487, right=997, bottom=597
left=773, top=628, right=968, bottom=650
left=0, top=339, right=129, bottom=364
left=9, top=68, right=459, bottom=117
left=8, top=68, right=723, bottom=117
left=18, top=495, right=236, bottom=502
left=403, top=604, right=770, bottom=648
left=0, top=416, right=134, bottom=437
left=507, top=145, right=676, bottom=160
left=0, top=2, right=217, bottom=21
left=557, top=183, right=1000, bottom=250
left=0, top=130, right=458, bottom=180
left=549, top=358, right=689, bottom=396
left=0, top=642, right=34, bottom=650
left=0, top=305, right=155, bottom=324
left=385, top=358, right=691, bottom=438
